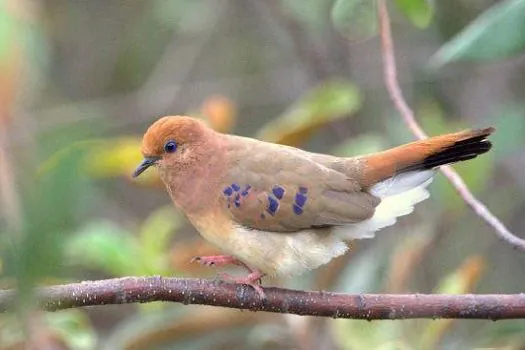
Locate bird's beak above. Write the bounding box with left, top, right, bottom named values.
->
left=132, top=156, right=161, bottom=178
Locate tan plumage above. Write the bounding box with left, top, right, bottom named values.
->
left=133, top=115, right=494, bottom=291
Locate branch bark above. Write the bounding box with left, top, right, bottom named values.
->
left=377, top=0, right=525, bottom=251
left=2, top=277, right=525, bottom=320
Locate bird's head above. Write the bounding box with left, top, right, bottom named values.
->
left=132, top=116, right=213, bottom=178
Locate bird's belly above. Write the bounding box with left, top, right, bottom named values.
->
left=232, top=227, right=349, bottom=276
left=196, top=221, right=349, bottom=276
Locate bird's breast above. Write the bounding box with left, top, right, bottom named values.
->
left=184, top=209, right=236, bottom=250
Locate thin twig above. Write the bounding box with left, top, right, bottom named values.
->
left=2, top=277, right=525, bottom=319
left=377, top=0, right=525, bottom=251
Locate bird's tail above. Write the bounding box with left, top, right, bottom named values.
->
left=360, top=127, right=494, bottom=189
left=335, top=127, right=494, bottom=240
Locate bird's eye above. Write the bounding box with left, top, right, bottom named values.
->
left=164, top=140, right=178, bottom=153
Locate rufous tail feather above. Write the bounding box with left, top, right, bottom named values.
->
left=360, top=127, right=494, bottom=188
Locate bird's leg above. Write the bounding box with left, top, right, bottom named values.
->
left=191, top=255, right=266, bottom=299
left=191, top=255, right=251, bottom=272
left=217, top=270, right=267, bottom=299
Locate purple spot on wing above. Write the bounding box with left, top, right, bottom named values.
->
left=299, top=186, right=308, bottom=194
left=272, top=186, right=285, bottom=200
left=295, top=192, right=307, bottom=207
left=241, top=185, right=252, bottom=197
left=267, top=196, right=279, bottom=216
left=231, top=183, right=240, bottom=191
left=223, top=187, right=233, bottom=196
left=234, top=193, right=241, bottom=207
left=293, top=204, right=303, bottom=215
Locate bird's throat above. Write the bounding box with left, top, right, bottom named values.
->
left=159, top=152, right=227, bottom=216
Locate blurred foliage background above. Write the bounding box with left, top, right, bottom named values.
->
left=1, top=0, right=525, bottom=349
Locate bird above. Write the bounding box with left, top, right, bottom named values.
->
left=133, top=115, right=494, bottom=297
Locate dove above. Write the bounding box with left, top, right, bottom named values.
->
left=133, top=115, right=493, bottom=297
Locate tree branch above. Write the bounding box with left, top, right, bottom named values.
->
left=377, top=0, right=525, bottom=251
left=2, top=277, right=525, bottom=320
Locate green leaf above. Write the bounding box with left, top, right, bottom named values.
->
left=2, top=144, right=92, bottom=299
left=257, top=79, right=362, bottom=146
left=429, top=0, right=525, bottom=68
left=420, top=256, right=485, bottom=348
left=394, top=0, right=433, bottom=28
left=46, top=310, right=97, bottom=350
left=66, top=221, right=142, bottom=276
left=138, top=206, right=181, bottom=275
left=331, top=0, right=378, bottom=41
left=435, top=256, right=484, bottom=294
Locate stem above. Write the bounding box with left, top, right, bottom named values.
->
left=1, top=277, right=525, bottom=320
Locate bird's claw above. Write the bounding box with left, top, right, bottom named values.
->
left=191, top=255, right=242, bottom=268
left=191, top=256, right=267, bottom=299
left=191, top=256, right=216, bottom=266
left=216, top=272, right=267, bottom=300
left=250, top=284, right=267, bottom=301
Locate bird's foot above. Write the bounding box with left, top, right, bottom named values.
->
left=217, top=270, right=267, bottom=300
left=191, top=255, right=266, bottom=299
left=191, top=255, right=252, bottom=271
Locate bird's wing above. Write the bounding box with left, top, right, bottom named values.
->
left=220, top=137, right=380, bottom=232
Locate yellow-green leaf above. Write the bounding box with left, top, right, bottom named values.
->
left=429, top=0, right=525, bottom=68
left=257, top=79, right=362, bottom=146
left=394, top=0, right=433, bottom=29
left=139, top=206, right=181, bottom=275
left=420, top=256, right=485, bottom=348
left=40, top=138, right=162, bottom=186
left=66, top=220, right=142, bottom=276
